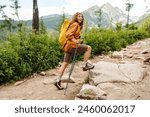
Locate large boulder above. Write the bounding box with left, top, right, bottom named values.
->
left=89, top=61, right=146, bottom=85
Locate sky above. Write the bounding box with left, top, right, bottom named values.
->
left=0, top=0, right=150, bottom=20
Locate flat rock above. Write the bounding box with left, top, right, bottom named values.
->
left=89, top=61, right=145, bottom=85
left=98, top=83, right=120, bottom=91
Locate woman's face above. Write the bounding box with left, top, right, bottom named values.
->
left=77, top=14, right=83, bottom=23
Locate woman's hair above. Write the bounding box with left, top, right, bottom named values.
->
left=70, top=12, right=84, bottom=30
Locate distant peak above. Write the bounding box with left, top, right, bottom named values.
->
left=85, top=5, right=100, bottom=12
left=101, top=2, right=113, bottom=8
left=103, top=2, right=112, bottom=6
left=89, top=5, right=99, bottom=9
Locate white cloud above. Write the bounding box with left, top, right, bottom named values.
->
left=39, top=6, right=63, bottom=17
left=18, top=8, right=32, bottom=20
left=64, top=0, right=79, bottom=4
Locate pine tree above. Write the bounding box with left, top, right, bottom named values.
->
left=39, top=17, right=47, bottom=34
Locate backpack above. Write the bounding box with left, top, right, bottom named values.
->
left=59, top=19, right=70, bottom=49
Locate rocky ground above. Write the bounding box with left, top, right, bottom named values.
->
left=0, top=38, right=150, bottom=100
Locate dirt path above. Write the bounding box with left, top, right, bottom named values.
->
left=0, top=56, right=90, bottom=100
left=0, top=38, right=150, bottom=100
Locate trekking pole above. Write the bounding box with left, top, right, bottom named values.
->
left=64, top=44, right=78, bottom=95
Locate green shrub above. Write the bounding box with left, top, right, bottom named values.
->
left=0, top=27, right=149, bottom=84
left=0, top=32, right=63, bottom=84
left=0, top=42, right=22, bottom=84
left=18, top=34, right=61, bottom=72
left=84, top=28, right=149, bottom=55
left=139, top=17, right=150, bottom=33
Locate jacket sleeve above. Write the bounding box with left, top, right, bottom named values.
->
left=66, top=23, right=78, bottom=40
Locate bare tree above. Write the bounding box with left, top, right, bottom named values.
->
left=125, top=0, right=134, bottom=28
left=56, top=7, right=66, bottom=32
left=10, top=0, right=21, bottom=19
left=145, top=0, right=150, bottom=13
left=144, top=0, right=150, bottom=33
left=0, top=0, right=20, bottom=32
left=95, top=9, right=102, bottom=28
left=32, top=0, right=39, bottom=33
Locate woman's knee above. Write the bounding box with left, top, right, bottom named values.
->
left=87, top=45, right=91, bottom=51
left=63, top=62, right=69, bottom=66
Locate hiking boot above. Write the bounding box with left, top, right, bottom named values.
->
left=82, top=61, right=94, bottom=71
left=54, top=79, right=64, bottom=90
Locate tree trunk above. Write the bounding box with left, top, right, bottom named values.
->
left=32, top=0, right=39, bottom=33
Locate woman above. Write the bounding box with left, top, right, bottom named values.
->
left=54, top=12, right=94, bottom=90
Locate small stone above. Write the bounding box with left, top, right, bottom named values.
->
left=144, top=58, right=150, bottom=62
left=122, top=48, right=128, bottom=51
left=142, top=65, right=147, bottom=68
left=40, top=72, right=46, bottom=76
left=134, top=56, right=145, bottom=60
left=112, top=51, right=123, bottom=58
left=99, top=55, right=104, bottom=59
left=119, top=61, right=126, bottom=64
left=141, top=49, right=150, bottom=54
left=14, top=81, right=25, bottom=86
left=125, top=54, right=133, bottom=58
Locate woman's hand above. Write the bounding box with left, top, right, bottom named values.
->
left=79, top=39, right=83, bottom=44
left=76, top=39, right=80, bottom=44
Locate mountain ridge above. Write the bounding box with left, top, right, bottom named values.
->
left=4, top=3, right=146, bottom=30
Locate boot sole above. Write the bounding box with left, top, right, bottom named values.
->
left=83, top=66, right=94, bottom=71
left=53, top=81, right=64, bottom=90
